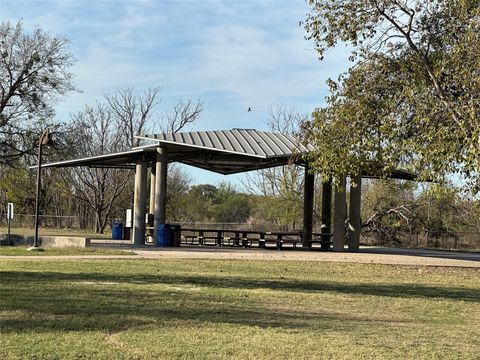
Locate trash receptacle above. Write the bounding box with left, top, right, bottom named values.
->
left=123, top=227, right=131, bottom=240
left=156, top=223, right=170, bottom=247
left=169, top=224, right=182, bottom=247
left=112, top=220, right=124, bottom=240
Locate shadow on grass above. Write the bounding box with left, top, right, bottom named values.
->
left=1, top=269, right=479, bottom=334
left=361, top=248, right=480, bottom=262
left=1, top=279, right=410, bottom=334
left=2, top=270, right=478, bottom=302
left=0, top=297, right=378, bottom=334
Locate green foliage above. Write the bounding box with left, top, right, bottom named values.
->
left=362, top=180, right=418, bottom=244
left=304, top=0, right=480, bottom=193
left=165, top=166, right=191, bottom=222
left=252, top=193, right=303, bottom=230
left=211, top=182, right=251, bottom=223
left=181, top=182, right=251, bottom=224
left=182, top=184, right=217, bottom=222
left=361, top=179, right=479, bottom=247
left=0, top=165, right=36, bottom=213
left=416, top=184, right=474, bottom=239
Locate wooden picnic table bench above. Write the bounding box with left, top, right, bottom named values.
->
left=182, top=234, right=201, bottom=245
left=261, top=231, right=303, bottom=250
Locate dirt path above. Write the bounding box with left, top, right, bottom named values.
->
left=131, top=247, right=480, bottom=268
left=2, top=246, right=479, bottom=268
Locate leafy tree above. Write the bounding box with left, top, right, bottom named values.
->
left=181, top=182, right=252, bottom=224
left=0, top=163, right=79, bottom=228
left=183, top=184, right=218, bottom=222
left=472, top=200, right=480, bottom=234
left=212, top=182, right=251, bottom=224
left=0, top=21, right=76, bottom=164
left=416, top=184, right=475, bottom=246
left=166, top=166, right=191, bottom=222
left=0, top=165, right=36, bottom=214
left=361, top=180, right=479, bottom=248
left=361, top=179, right=418, bottom=245
left=303, top=0, right=480, bottom=193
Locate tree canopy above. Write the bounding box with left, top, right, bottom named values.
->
left=303, top=0, right=480, bottom=193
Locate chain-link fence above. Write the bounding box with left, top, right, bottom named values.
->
left=179, top=222, right=294, bottom=232
left=1, top=215, right=478, bottom=250
left=0, top=214, right=97, bottom=230
left=361, top=231, right=480, bottom=251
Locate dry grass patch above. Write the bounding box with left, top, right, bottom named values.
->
left=0, top=247, right=135, bottom=256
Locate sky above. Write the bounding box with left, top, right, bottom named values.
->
left=1, top=0, right=351, bottom=186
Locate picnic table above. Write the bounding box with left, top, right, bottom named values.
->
left=181, top=228, right=306, bottom=250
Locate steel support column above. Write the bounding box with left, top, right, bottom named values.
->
left=302, top=163, right=315, bottom=249
left=333, top=175, right=347, bottom=251
left=153, top=147, right=168, bottom=244
left=132, top=159, right=147, bottom=245
left=348, top=174, right=362, bottom=252
left=321, top=178, right=332, bottom=250
left=149, top=164, right=156, bottom=214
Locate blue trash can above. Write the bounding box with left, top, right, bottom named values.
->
left=156, top=223, right=171, bottom=247
left=112, top=221, right=124, bottom=240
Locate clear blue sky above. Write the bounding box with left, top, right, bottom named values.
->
left=1, top=0, right=351, bottom=186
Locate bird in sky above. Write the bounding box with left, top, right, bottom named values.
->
left=247, top=107, right=252, bottom=112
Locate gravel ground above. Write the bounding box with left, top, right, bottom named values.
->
left=3, top=243, right=478, bottom=268
left=131, top=246, right=480, bottom=268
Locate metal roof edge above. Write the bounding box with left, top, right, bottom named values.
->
left=134, top=135, right=267, bottom=159
left=28, top=148, right=148, bottom=169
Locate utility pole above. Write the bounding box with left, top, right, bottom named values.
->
left=30, top=130, right=52, bottom=250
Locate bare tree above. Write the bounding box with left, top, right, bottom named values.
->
left=243, top=105, right=306, bottom=194
left=0, top=21, right=76, bottom=164
left=65, top=103, right=130, bottom=233
left=159, top=99, right=203, bottom=134
left=63, top=89, right=203, bottom=233
left=243, top=105, right=310, bottom=229
left=105, top=87, right=161, bottom=149
left=158, top=98, right=203, bottom=214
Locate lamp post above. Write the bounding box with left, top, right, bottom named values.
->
left=30, top=129, right=52, bottom=250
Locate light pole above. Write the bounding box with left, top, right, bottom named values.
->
left=30, top=129, right=52, bottom=250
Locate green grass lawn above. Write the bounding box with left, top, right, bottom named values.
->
left=1, top=258, right=479, bottom=359
left=0, top=247, right=135, bottom=256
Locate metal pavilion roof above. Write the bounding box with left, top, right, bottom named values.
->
left=34, top=128, right=420, bottom=180
left=135, top=129, right=314, bottom=159
left=35, top=129, right=312, bottom=175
